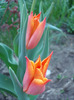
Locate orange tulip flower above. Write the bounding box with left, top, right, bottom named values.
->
left=23, top=52, right=53, bottom=95
left=26, top=11, right=46, bottom=49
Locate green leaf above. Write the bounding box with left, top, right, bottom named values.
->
left=41, top=28, right=49, bottom=60
left=18, top=0, right=27, bottom=29
left=18, top=17, right=28, bottom=82
left=13, top=33, right=19, bottom=57
left=39, top=1, right=44, bottom=21
left=0, top=73, right=16, bottom=96
left=21, top=2, right=27, bottom=30
left=18, top=0, right=28, bottom=82
left=18, top=0, right=27, bottom=20
left=46, top=23, right=62, bottom=32
left=30, top=0, right=36, bottom=13
left=29, top=95, right=38, bottom=100
left=43, top=2, right=54, bottom=21
left=18, top=0, right=27, bottom=56
left=9, top=67, right=29, bottom=100
left=0, top=43, right=18, bottom=73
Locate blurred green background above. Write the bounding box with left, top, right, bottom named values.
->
left=0, top=0, right=74, bottom=48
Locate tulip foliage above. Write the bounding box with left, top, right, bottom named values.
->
left=0, top=0, right=61, bottom=100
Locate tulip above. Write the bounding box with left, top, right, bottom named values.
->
left=23, top=52, right=53, bottom=95
left=26, top=11, right=46, bottom=49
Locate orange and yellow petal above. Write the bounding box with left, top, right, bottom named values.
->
left=25, top=79, right=45, bottom=95
left=23, top=51, right=52, bottom=95
left=27, top=17, right=46, bottom=49
left=26, top=11, right=34, bottom=48
left=34, top=68, right=44, bottom=80
left=42, top=52, right=53, bottom=76
left=35, top=56, right=42, bottom=69
left=23, top=57, right=34, bottom=92
left=35, top=12, right=41, bottom=20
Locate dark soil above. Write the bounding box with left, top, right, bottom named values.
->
left=0, top=34, right=74, bottom=100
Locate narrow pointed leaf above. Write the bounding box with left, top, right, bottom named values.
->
left=18, top=17, right=28, bottom=82
left=9, top=67, right=29, bottom=100
left=0, top=43, right=18, bottom=73
left=13, top=33, right=19, bottom=57
left=41, top=28, right=49, bottom=60
left=0, top=73, right=16, bottom=96
left=21, top=3, right=27, bottom=29
left=18, top=0, right=27, bottom=20
left=18, top=0, right=27, bottom=29
left=18, top=0, right=27, bottom=55
left=30, top=0, right=36, bottom=13
left=43, top=2, right=54, bottom=21
left=46, top=23, right=62, bottom=32
left=39, top=1, right=44, bottom=21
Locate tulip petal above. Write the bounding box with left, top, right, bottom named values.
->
left=34, top=68, right=50, bottom=83
left=25, top=79, right=45, bottom=95
left=39, top=86, right=45, bottom=94
left=34, top=68, right=44, bottom=80
left=32, top=18, right=39, bottom=34
left=28, top=17, right=46, bottom=49
left=42, top=52, right=53, bottom=76
left=35, top=12, right=41, bottom=20
left=23, top=57, right=34, bottom=92
left=23, top=52, right=52, bottom=95
left=35, top=56, right=41, bottom=69
left=26, top=11, right=34, bottom=48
